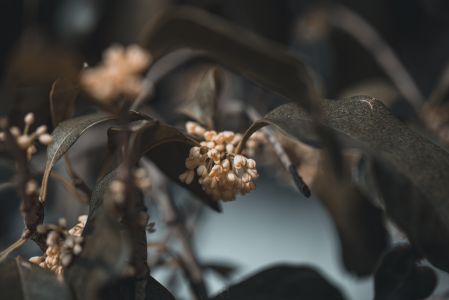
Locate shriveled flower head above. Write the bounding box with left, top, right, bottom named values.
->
left=179, top=122, right=265, bottom=201
left=81, top=44, right=151, bottom=102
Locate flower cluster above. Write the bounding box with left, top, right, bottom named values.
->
left=179, top=122, right=264, bottom=201
left=81, top=44, right=151, bottom=102
left=29, top=215, right=87, bottom=276
left=0, top=113, right=52, bottom=160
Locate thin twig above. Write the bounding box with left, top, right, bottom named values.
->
left=328, top=4, right=425, bottom=110
left=50, top=171, right=89, bottom=204
left=143, top=159, right=208, bottom=300
left=63, top=154, right=92, bottom=199
left=0, top=181, right=16, bottom=192
left=0, top=231, right=30, bottom=262
left=246, top=107, right=311, bottom=198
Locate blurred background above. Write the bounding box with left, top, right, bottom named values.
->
left=1, top=0, right=449, bottom=299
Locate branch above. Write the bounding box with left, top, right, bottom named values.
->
left=246, top=107, right=311, bottom=198
left=143, top=159, right=208, bottom=300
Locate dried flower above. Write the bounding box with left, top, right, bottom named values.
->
left=80, top=44, right=152, bottom=103
left=180, top=121, right=264, bottom=201
left=29, top=215, right=87, bottom=277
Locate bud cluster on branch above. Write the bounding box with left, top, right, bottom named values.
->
left=179, top=121, right=264, bottom=201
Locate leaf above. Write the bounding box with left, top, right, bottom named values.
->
left=177, top=67, right=221, bottom=128
left=312, top=153, right=388, bottom=276
left=374, top=245, right=437, bottom=300
left=49, top=77, right=79, bottom=127
left=39, top=113, right=117, bottom=202
left=65, top=173, right=131, bottom=300
left=143, top=6, right=319, bottom=111
left=245, top=96, right=449, bottom=273
left=0, top=257, right=72, bottom=300
left=211, top=265, right=345, bottom=300
left=107, top=120, right=221, bottom=211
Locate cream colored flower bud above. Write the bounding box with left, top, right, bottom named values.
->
left=38, top=133, right=53, bottom=145
left=185, top=170, right=194, bottom=184
left=227, top=172, right=236, bottom=182
left=196, top=165, right=207, bottom=177
left=246, top=158, right=256, bottom=169
left=29, top=256, right=44, bottom=264
left=10, top=127, right=21, bottom=137
left=194, top=126, right=206, bottom=136
left=209, top=165, right=223, bottom=177
left=110, top=180, right=125, bottom=194
left=186, top=122, right=197, bottom=134
left=0, top=132, right=4, bottom=141
left=185, top=157, right=198, bottom=169
left=226, top=143, right=235, bottom=154
left=207, top=149, right=220, bottom=162
left=73, top=244, right=82, bottom=255
left=221, top=159, right=230, bottom=170
left=61, top=254, right=72, bottom=267
left=36, top=125, right=47, bottom=135
left=247, top=168, right=258, bottom=179
left=25, top=180, right=38, bottom=195
left=24, top=113, right=35, bottom=125
left=17, top=135, right=31, bottom=149
left=204, top=131, right=217, bottom=141
left=233, top=155, right=246, bottom=169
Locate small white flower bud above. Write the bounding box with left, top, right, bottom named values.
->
left=24, top=113, right=35, bottom=125
left=73, top=244, right=82, bottom=255
left=17, top=135, right=32, bottom=149
left=10, top=127, right=21, bottom=137
left=29, top=256, right=44, bottom=264
left=246, top=159, right=256, bottom=169
left=185, top=170, right=194, bottom=184
left=38, top=133, right=53, bottom=145
left=25, top=180, right=38, bottom=195
left=196, top=165, right=207, bottom=177
left=204, top=131, right=217, bottom=141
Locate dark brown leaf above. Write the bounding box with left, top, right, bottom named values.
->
left=177, top=67, right=222, bottom=128
left=244, top=96, right=449, bottom=273
left=143, top=6, right=319, bottom=111
left=66, top=172, right=131, bottom=300
left=0, top=257, right=72, bottom=300
left=374, top=245, right=437, bottom=300
left=49, top=77, right=79, bottom=127
left=211, top=265, right=345, bottom=300
left=40, top=113, right=118, bottom=202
